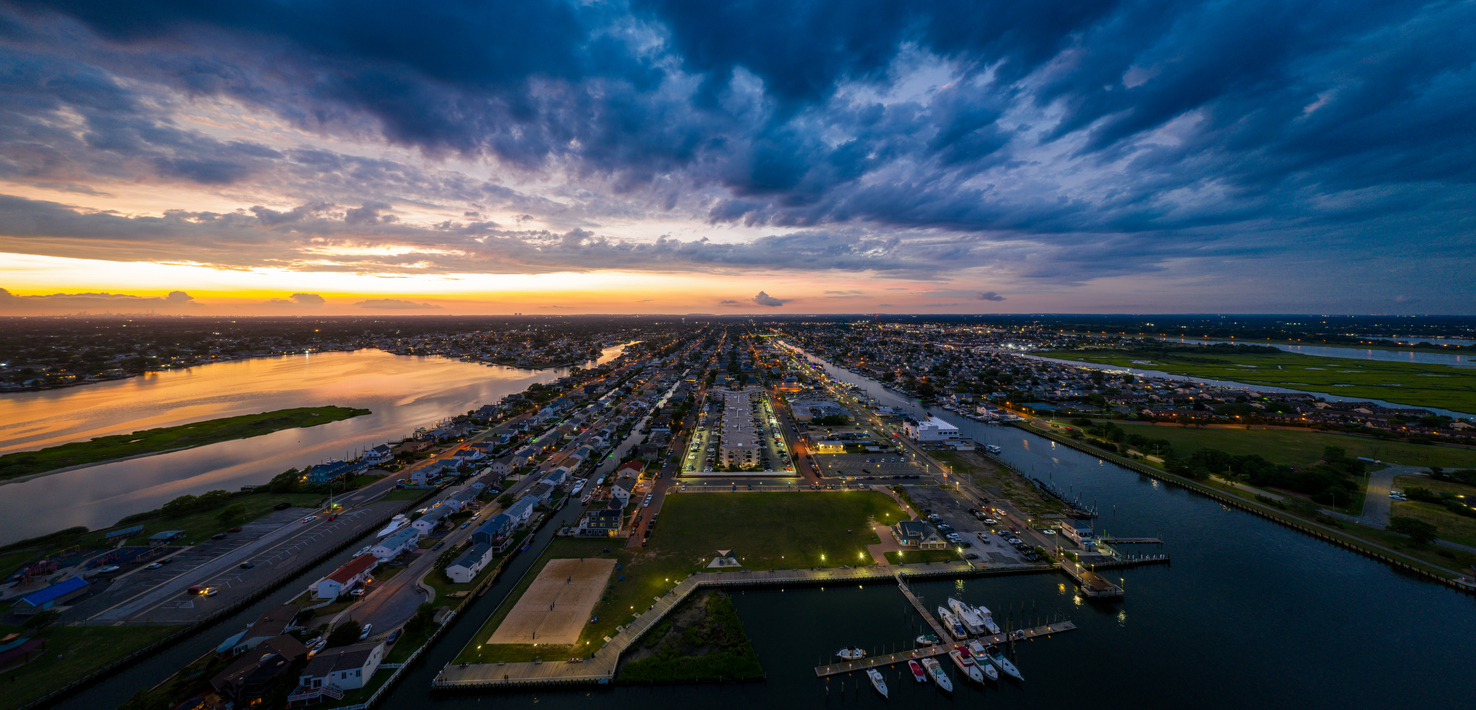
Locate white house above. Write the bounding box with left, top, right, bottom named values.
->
left=901, top=416, right=959, bottom=443
left=445, top=543, right=494, bottom=583
left=504, top=497, right=536, bottom=527
left=297, top=641, right=385, bottom=693
left=412, top=505, right=453, bottom=534
left=313, top=554, right=378, bottom=600
left=610, top=476, right=638, bottom=506
left=364, top=444, right=393, bottom=466
left=409, top=463, right=448, bottom=486
left=371, top=528, right=420, bottom=561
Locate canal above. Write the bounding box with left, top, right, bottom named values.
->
left=0, top=345, right=630, bottom=544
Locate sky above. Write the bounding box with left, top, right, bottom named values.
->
left=0, top=0, right=1472, bottom=316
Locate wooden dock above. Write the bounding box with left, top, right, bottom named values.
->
left=1055, top=555, right=1124, bottom=597
left=894, top=572, right=952, bottom=644
left=812, top=621, right=1077, bottom=677
left=1099, top=537, right=1163, bottom=544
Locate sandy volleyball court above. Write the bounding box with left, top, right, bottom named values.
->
left=488, top=558, right=617, bottom=646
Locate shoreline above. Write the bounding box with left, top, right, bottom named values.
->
left=0, top=445, right=195, bottom=487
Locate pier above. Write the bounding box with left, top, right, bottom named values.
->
left=1053, top=553, right=1124, bottom=597
left=812, top=621, right=1077, bottom=677
left=1099, top=537, right=1163, bottom=544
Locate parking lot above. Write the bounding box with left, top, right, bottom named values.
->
left=83, top=501, right=401, bottom=625
left=902, top=484, right=1036, bottom=565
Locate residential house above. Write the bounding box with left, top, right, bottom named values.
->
left=371, top=528, right=420, bottom=561
left=364, top=445, right=394, bottom=466
left=445, top=543, right=495, bottom=583
left=526, top=482, right=555, bottom=505
left=412, top=505, right=453, bottom=535
left=313, top=555, right=377, bottom=600
left=610, top=476, right=638, bottom=506
left=581, top=506, right=622, bottom=537
left=211, top=635, right=308, bottom=705
left=504, top=497, right=536, bottom=527
left=292, top=641, right=384, bottom=701
left=218, top=604, right=303, bottom=655
left=306, top=459, right=360, bottom=485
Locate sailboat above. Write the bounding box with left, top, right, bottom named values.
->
left=866, top=668, right=889, bottom=698
left=947, top=598, right=986, bottom=635
left=974, top=604, right=1001, bottom=635
left=981, top=644, right=1023, bottom=681
left=948, top=646, right=986, bottom=684
left=936, top=606, right=969, bottom=640
left=965, top=641, right=1000, bottom=681
left=921, top=657, right=953, bottom=692
left=908, top=659, right=927, bottom=683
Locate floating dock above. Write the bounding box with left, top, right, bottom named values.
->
left=813, top=621, right=1077, bottom=677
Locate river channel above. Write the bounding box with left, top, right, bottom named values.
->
left=58, top=349, right=1471, bottom=710
left=0, top=345, right=628, bottom=544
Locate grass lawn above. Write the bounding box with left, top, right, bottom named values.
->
left=932, top=451, right=1067, bottom=517
left=76, top=492, right=325, bottom=548
left=1046, top=348, right=1476, bottom=414
left=1391, top=476, right=1476, bottom=547
left=0, top=623, right=179, bottom=710
left=457, top=491, right=908, bottom=665
left=1083, top=421, right=1476, bottom=469
left=381, top=489, right=434, bottom=502
left=0, top=406, right=371, bottom=481
left=0, top=548, right=39, bottom=580
left=884, top=549, right=960, bottom=564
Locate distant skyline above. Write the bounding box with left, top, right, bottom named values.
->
left=0, top=0, right=1472, bottom=315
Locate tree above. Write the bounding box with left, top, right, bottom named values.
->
left=216, top=503, right=247, bottom=522
left=327, top=620, right=363, bottom=647
left=497, top=493, right=515, bottom=508
left=1387, top=516, right=1437, bottom=545
left=23, top=609, right=61, bottom=630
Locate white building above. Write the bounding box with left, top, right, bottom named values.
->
left=297, top=641, right=385, bottom=693
left=902, top=416, right=959, bottom=443
left=371, top=528, right=420, bottom=561
left=313, top=554, right=378, bottom=600
left=445, top=543, right=494, bottom=583
left=412, top=505, right=453, bottom=534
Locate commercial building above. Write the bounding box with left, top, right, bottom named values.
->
left=901, top=416, right=959, bottom=443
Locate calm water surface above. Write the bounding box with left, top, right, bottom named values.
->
left=0, top=346, right=627, bottom=543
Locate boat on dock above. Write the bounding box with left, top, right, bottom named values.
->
left=866, top=668, right=888, bottom=698
left=908, top=660, right=927, bottom=683
left=981, top=645, right=1022, bottom=681
left=836, top=647, right=865, bottom=660
left=974, top=604, right=1001, bottom=635
left=948, top=598, right=986, bottom=635
left=936, top=606, right=969, bottom=640
left=915, top=633, right=941, bottom=646
left=948, top=646, right=986, bottom=684
left=921, top=657, right=953, bottom=692
left=965, top=642, right=1000, bottom=681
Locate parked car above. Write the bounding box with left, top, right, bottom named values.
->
left=97, top=565, right=120, bottom=574
left=228, top=527, right=243, bottom=533
left=359, top=623, right=373, bottom=640
left=145, top=562, right=163, bottom=570
left=387, top=629, right=402, bottom=644
left=202, top=587, right=219, bottom=597
left=211, top=533, right=228, bottom=540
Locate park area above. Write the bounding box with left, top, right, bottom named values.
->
left=1106, top=421, right=1476, bottom=469
left=458, top=490, right=908, bottom=665
left=1048, top=347, right=1476, bottom=414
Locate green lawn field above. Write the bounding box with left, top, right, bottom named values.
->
left=1046, top=348, right=1476, bottom=414
left=0, top=623, right=179, bottom=710
left=1105, top=421, right=1476, bottom=468
left=457, top=491, right=907, bottom=664
left=0, top=406, right=371, bottom=480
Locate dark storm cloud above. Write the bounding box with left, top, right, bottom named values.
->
left=0, top=286, right=196, bottom=314
left=977, top=291, right=1005, bottom=301
left=0, top=0, right=1471, bottom=294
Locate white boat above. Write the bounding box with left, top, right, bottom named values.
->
left=981, top=645, right=1023, bottom=681
left=376, top=515, right=409, bottom=538
left=571, top=480, right=586, bottom=495
left=974, top=604, right=1001, bottom=635
left=915, top=633, right=940, bottom=646
left=921, top=657, right=953, bottom=692
left=965, top=641, right=1000, bottom=681
left=836, top=647, right=866, bottom=660
left=948, top=598, right=986, bottom=635
left=866, top=668, right=888, bottom=698
left=936, top=606, right=969, bottom=640
left=948, top=646, right=986, bottom=684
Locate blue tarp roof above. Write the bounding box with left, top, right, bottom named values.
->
left=16, top=576, right=88, bottom=607
left=215, top=630, right=247, bottom=654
